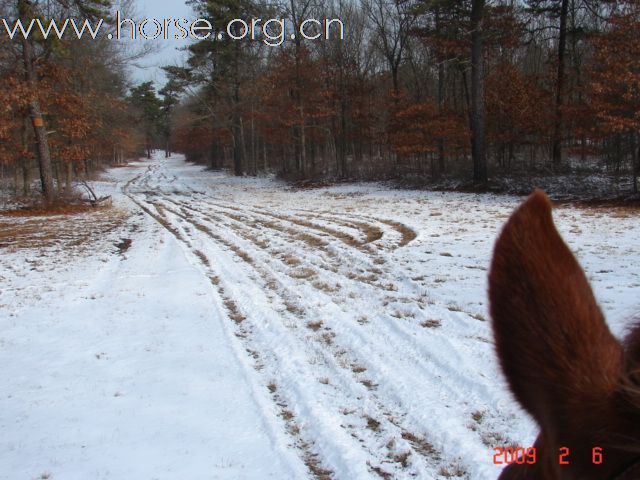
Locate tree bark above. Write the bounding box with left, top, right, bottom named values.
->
left=437, top=56, right=445, bottom=178
left=65, top=161, right=73, bottom=193
left=552, top=0, right=569, bottom=167
left=232, top=40, right=243, bottom=176
left=633, top=133, right=639, bottom=194
left=470, top=0, right=487, bottom=186
left=21, top=34, right=55, bottom=203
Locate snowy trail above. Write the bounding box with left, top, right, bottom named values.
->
left=3, top=154, right=640, bottom=480
left=0, top=162, right=307, bottom=480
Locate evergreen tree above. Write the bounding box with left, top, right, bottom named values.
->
left=129, top=82, right=162, bottom=159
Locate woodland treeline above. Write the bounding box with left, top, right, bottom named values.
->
left=165, top=0, right=640, bottom=191
left=0, top=0, right=158, bottom=203
left=1, top=0, right=640, bottom=204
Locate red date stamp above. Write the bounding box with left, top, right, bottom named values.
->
left=493, top=447, right=604, bottom=465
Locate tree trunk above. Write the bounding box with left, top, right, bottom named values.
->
left=232, top=41, right=243, bottom=176
left=437, top=54, right=446, bottom=178
left=22, top=160, right=30, bottom=195
left=250, top=102, right=256, bottom=175
left=14, top=161, right=21, bottom=195
left=470, top=0, right=487, bottom=186
left=21, top=34, right=55, bottom=203
left=633, top=132, right=639, bottom=194
left=552, top=0, right=569, bottom=167
left=209, top=125, right=218, bottom=169
left=232, top=120, right=243, bottom=176
left=65, top=161, right=73, bottom=193
left=300, top=106, right=307, bottom=177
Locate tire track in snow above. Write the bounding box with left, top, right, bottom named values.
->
left=126, top=159, right=518, bottom=479
left=142, top=195, right=457, bottom=478
left=153, top=195, right=507, bottom=478
left=125, top=172, right=341, bottom=479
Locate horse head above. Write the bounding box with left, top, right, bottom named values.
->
left=489, top=190, right=640, bottom=479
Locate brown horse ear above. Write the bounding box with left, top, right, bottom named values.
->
left=489, top=190, right=623, bottom=431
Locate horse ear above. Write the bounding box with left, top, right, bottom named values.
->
left=489, top=190, right=623, bottom=431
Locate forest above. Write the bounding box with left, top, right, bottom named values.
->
left=1, top=0, right=639, bottom=203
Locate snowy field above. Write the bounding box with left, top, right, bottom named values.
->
left=1, top=154, right=639, bottom=480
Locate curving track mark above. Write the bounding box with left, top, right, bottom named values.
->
left=151, top=197, right=489, bottom=476
left=121, top=159, right=510, bottom=479
left=143, top=196, right=460, bottom=476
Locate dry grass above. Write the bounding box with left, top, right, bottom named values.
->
left=281, top=409, right=294, bottom=421
left=421, top=319, right=442, bottom=329
left=381, top=220, right=417, bottom=247
left=481, top=430, right=512, bottom=449
left=282, top=254, right=302, bottom=267
left=307, top=321, right=323, bottom=331
left=392, top=451, right=411, bottom=468
left=253, top=237, right=270, bottom=249
left=194, top=250, right=210, bottom=266
left=268, top=387, right=334, bottom=480
left=294, top=232, right=328, bottom=248
left=361, top=379, right=378, bottom=390
left=279, top=214, right=361, bottom=247
left=471, top=410, right=485, bottom=424
left=359, top=222, right=384, bottom=244
left=221, top=296, right=246, bottom=324
left=347, top=271, right=378, bottom=283
left=438, top=462, right=468, bottom=478
left=289, top=267, right=317, bottom=280
left=311, top=281, right=341, bottom=293
left=0, top=206, right=128, bottom=252
left=1, top=200, right=99, bottom=217
left=391, top=310, right=416, bottom=320
left=284, top=300, right=305, bottom=316
left=365, top=416, right=381, bottom=432
left=401, top=431, right=439, bottom=459
left=304, top=452, right=334, bottom=480
left=321, top=331, right=336, bottom=345
left=368, top=463, right=393, bottom=480
left=351, top=364, right=367, bottom=374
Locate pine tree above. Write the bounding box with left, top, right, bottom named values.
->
left=129, top=82, right=162, bottom=159
left=182, top=0, right=264, bottom=176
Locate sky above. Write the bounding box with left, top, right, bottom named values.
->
left=125, top=0, right=194, bottom=86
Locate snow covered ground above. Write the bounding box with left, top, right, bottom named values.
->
left=1, top=153, right=639, bottom=480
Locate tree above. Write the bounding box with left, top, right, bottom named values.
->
left=415, top=0, right=487, bottom=184
left=591, top=7, right=640, bottom=191
left=362, top=0, right=418, bottom=94
left=183, top=0, right=263, bottom=176
left=159, top=80, right=183, bottom=158
left=525, top=0, right=582, bottom=167
left=128, top=82, right=161, bottom=159
left=470, top=0, right=487, bottom=185
left=10, top=0, right=112, bottom=203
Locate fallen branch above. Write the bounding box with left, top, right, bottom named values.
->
left=79, top=181, right=112, bottom=207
